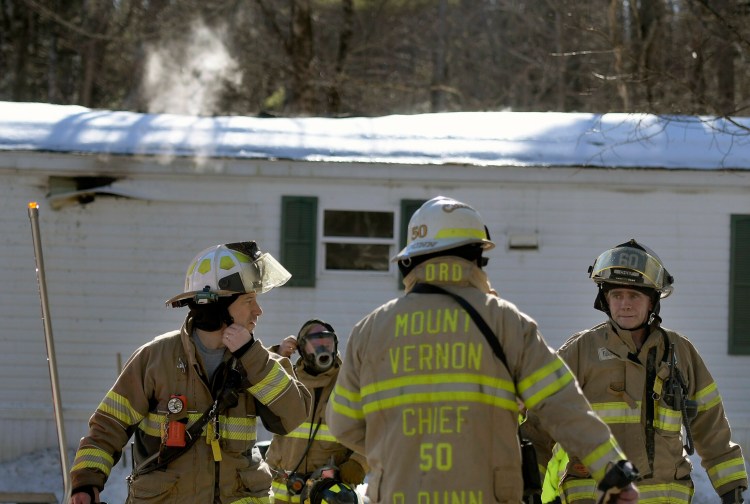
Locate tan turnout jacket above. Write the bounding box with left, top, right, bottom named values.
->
left=264, top=355, right=368, bottom=503
left=326, top=257, right=627, bottom=504
left=70, top=316, right=311, bottom=504
left=537, top=320, right=748, bottom=503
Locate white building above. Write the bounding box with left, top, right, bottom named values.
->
left=1, top=102, right=749, bottom=465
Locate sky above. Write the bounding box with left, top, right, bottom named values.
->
left=0, top=446, right=743, bottom=503
left=4, top=101, right=750, bottom=171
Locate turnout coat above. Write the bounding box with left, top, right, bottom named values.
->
left=326, top=257, right=627, bottom=504
left=70, top=316, right=311, bottom=504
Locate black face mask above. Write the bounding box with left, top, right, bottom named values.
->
left=300, top=332, right=337, bottom=374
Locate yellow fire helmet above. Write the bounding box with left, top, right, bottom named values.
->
left=392, top=195, right=495, bottom=262
left=589, top=239, right=674, bottom=298
left=166, top=241, right=291, bottom=308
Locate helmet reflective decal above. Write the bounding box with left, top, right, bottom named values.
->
left=165, top=241, right=291, bottom=308
left=589, top=239, right=673, bottom=298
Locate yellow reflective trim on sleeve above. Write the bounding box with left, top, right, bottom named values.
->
left=560, top=477, right=597, bottom=503
left=695, top=382, right=721, bottom=412
left=580, top=438, right=626, bottom=482
left=71, top=446, right=114, bottom=476
left=517, top=358, right=574, bottom=409
left=707, top=457, right=749, bottom=489
left=249, top=362, right=291, bottom=405
left=98, top=390, right=144, bottom=426
left=284, top=422, right=337, bottom=442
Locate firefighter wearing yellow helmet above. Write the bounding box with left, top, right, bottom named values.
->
left=69, top=241, right=311, bottom=504
left=326, top=196, right=639, bottom=503
left=529, top=239, right=748, bottom=504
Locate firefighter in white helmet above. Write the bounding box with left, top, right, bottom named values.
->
left=69, top=241, right=312, bottom=504
left=325, top=196, right=639, bottom=503
left=528, top=239, right=748, bottom=504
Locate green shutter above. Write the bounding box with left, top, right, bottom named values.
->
left=396, top=199, right=428, bottom=288
left=281, top=196, right=318, bottom=287
left=729, top=215, right=750, bottom=354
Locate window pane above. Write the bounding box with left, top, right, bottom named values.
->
left=325, top=243, right=391, bottom=271
left=324, top=210, right=393, bottom=238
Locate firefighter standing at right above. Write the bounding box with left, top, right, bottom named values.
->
left=326, top=196, right=639, bottom=504
left=528, top=239, right=748, bottom=504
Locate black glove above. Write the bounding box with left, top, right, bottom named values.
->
left=339, top=459, right=366, bottom=485
left=721, top=487, right=746, bottom=504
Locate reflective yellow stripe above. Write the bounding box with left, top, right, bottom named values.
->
left=360, top=373, right=516, bottom=414
left=517, top=357, right=574, bottom=409
left=98, top=390, right=144, bottom=426
left=284, top=422, right=337, bottom=442
left=591, top=401, right=641, bottom=424
left=220, top=415, right=257, bottom=441
left=434, top=228, right=487, bottom=240
left=695, top=382, right=721, bottom=412
left=228, top=496, right=271, bottom=504
left=249, top=363, right=291, bottom=405
left=329, top=387, right=364, bottom=420
left=581, top=438, right=626, bottom=482
left=708, top=457, right=748, bottom=488
left=654, top=405, right=682, bottom=431
left=637, top=482, right=692, bottom=504
left=560, top=477, right=596, bottom=503
left=71, top=446, right=114, bottom=476
left=271, top=480, right=300, bottom=503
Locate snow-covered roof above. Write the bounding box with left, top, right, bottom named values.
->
left=2, top=101, right=750, bottom=170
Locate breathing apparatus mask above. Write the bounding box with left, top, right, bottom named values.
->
left=298, top=319, right=338, bottom=375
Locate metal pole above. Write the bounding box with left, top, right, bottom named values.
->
left=28, top=201, right=72, bottom=504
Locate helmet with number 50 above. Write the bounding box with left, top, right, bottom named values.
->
left=589, top=239, right=674, bottom=316
left=393, top=195, right=494, bottom=264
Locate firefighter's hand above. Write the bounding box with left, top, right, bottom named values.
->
left=278, top=335, right=298, bottom=358
left=339, top=459, right=366, bottom=485
left=222, top=323, right=253, bottom=352
left=70, top=486, right=101, bottom=504
left=611, top=483, right=639, bottom=503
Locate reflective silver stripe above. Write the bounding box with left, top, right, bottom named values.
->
left=654, top=404, right=682, bottom=432
left=271, top=480, right=299, bottom=503
left=560, top=478, right=596, bottom=503
left=220, top=415, right=257, bottom=441
left=637, top=482, right=692, bottom=503
left=518, top=357, right=574, bottom=409
left=98, top=390, right=144, bottom=426
left=695, top=382, right=721, bottom=412
left=360, top=373, right=516, bottom=415
left=284, top=422, right=337, bottom=442
left=591, top=401, right=640, bottom=424
left=71, top=446, right=114, bottom=476
left=249, top=363, right=291, bottom=405
left=708, top=457, right=748, bottom=488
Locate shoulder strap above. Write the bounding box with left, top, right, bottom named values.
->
left=410, top=283, right=510, bottom=373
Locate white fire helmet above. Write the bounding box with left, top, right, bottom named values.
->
left=589, top=239, right=674, bottom=298
left=166, top=241, right=291, bottom=308
left=392, top=195, right=495, bottom=262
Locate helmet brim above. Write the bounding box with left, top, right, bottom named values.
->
left=392, top=238, right=494, bottom=262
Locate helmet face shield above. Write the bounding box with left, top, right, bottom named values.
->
left=166, top=242, right=291, bottom=308
left=590, top=243, right=673, bottom=298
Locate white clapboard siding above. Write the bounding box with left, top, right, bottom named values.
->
left=1, top=107, right=750, bottom=464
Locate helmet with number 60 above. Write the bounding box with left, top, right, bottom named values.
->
left=589, top=239, right=674, bottom=298
left=392, top=196, right=494, bottom=262
left=166, top=241, right=291, bottom=308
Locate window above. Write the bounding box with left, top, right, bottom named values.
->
left=323, top=209, right=394, bottom=271
left=729, top=215, right=750, bottom=355
left=281, top=197, right=424, bottom=286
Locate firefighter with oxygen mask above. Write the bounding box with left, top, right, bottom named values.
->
left=526, top=239, right=748, bottom=504
left=326, top=195, right=640, bottom=504
left=266, top=320, right=367, bottom=503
